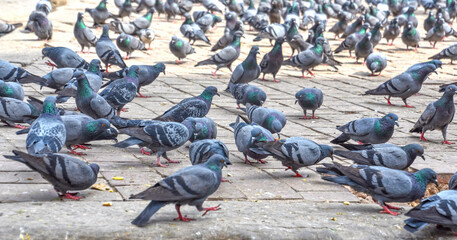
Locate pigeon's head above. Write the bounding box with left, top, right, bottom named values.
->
left=250, top=46, right=260, bottom=55
left=404, top=143, right=425, bottom=160
left=251, top=128, right=268, bottom=143
left=383, top=113, right=399, bottom=127
left=275, top=37, right=285, bottom=45
left=361, top=23, right=370, bottom=31
left=270, top=119, right=283, bottom=134
left=155, top=62, right=166, bottom=74
left=406, top=21, right=413, bottom=30
left=365, top=32, right=372, bottom=40
left=77, top=12, right=84, bottom=21
left=374, top=21, right=382, bottom=29
left=213, top=15, right=222, bottom=23
left=89, top=163, right=100, bottom=175
left=88, top=59, right=102, bottom=72
left=41, top=47, right=51, bottom=59
left=96, top=127, right=119, bottom=142
left=315, top=37, right=326, bottom=45
left=225, top=11, right=236, bottom=20
left=429, top=10, right=434, bottom=17
left=321, top=145, right=334, bottom=160
left=248, top=89, right=266, bottom=106
left=415, top=168, right=438, bottom=187
left=102, top=25, right=109, bottom=37
left=73, top=70, right=86, bottom=80
left=429, top=59, right=442, bottom=69
left=170, top=35, right=178, bottom=44
left=184, top=13, right=192, bottom=21
left=443, top=85, right=457, bottom=95
left=95, top=118, right=111, bottom=130
left=233, top=31, right=244, bottom=39
left=202, top=86, right=220, bottom=97
left=128, top=65, right=140, bottom=75
left=449, top=172, right=457, bottom=190
left=42, top=96, right=58, bottom=114
left=205, top=154, right=228, bottom=170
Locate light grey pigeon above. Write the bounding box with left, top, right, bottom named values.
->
left=282, top=37, right=325, bottom=78
left=366, top=52, right=387, bottom=76
left=36, top=0, right=52, bottom=15
left=230, top=116, right=275, bottom=164
left=196, top=13, right=222, bottom=33
left=26, top=96, right=66, bottom=155
left=189, top=139, right=230, bottom=165
left=85, top=0, right=118, bottom=27
left=182, top=117, right=217, bottom=142
left=330, top=113, right=399, bottom=144
left=211, top=22, right=244, bottom=52
left=228, top=46, right=261, bottom=89
left=138, top=29, right=155, bottom=49
left=404, top=172, right=457, bottom=233
left=109, top=20, right=136, bottom=35
left=317, top=163, right=438, bottom=216
left=28, top=11, right=53, bottom=40
left=180, top=13, right=211, bottom=45
left=113, top=120, right=191, bottom=167
left=39, top=68, right=76, bottom=91
left=429, top=43, right=457, bottom=64
left=245, top=104, right=287, bottom=139
left=364, top=60, right=442, bottom=107
left=295, top=87, right=323, bottom=119
left=0, top=59, right=46, bottom=83
left=116, top=33, right=147, bottom=59
left=424, top=18, right=446, bottom=48
left=41, top=47, right=89, bottom=69
left=129, top=154, right=225, bottom=226
left=334, top=143, right=425, bottom=169
left=118, top=0, right=134, bottom=19
left=410, top=85, right=457, bottom=144
left=96, top=25, right=127, bottom=72
left=0, top=97, right=39, bottom=128
left=169, top=35, right=195, bottom=63
left=0, top=21, right=22, bottom=37
left=195, top=32, right=242, bottom=75
left=178, top=0, right=193, bottom=15
left=334, top=23, right=369, bottom=57
left=383, top=18, right=401, bottom=46
left=251, top=137, right=333, bottom=177
left=355, top=32, right=373, bottom=63
left=260, top=37, right=284, bottom=82
left=253, top=23, right=288, bottom=45
left=0, top=80, right=24, bottom=100
left=74, top=12, right=98, bottom=53
left=135, top=0, right=156, bottom=12
left=4, top=150, right=99, bottom=200
left=131, top=9, right=154, bottom=30
left=401, top=21, right=421, bottom=51
left=164, top=0, right=180, bottom=21
left=229, top=83, right=266, bottom=109
left=202, top=0, right=223, bottom=13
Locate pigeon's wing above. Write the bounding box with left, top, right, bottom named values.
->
left=365, top=74, right=412, bottom=96
left=259, top=53, right=270, bottom=69
left=413, top=102, right=437, bottom=129
left=339, top=118, right=376, bottom=137
left=89, top=95, right=116, bottom=119
left=211, top=46, right=237, bottom=64
left=82, top=28, right=98, bottom=45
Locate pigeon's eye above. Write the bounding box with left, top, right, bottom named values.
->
left=220, top=160, right=225, bottom=163
left=390, top=116, right=393, bottom=119
left=102, top=124, right=106, bottom=127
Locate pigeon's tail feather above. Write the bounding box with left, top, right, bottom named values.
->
left=3, top=150, right=27, bottom=164
left=339, top=143, right=372, bottom=151
left=330, top=133, right=350, bottom=144
left=18, top=74, right=46, bottom=84
left=403, top=218, right=428, bottom=233
left=131, top=201, right=167, bottom=227
left=409, top=126, right=422, bottom=133
left=194, top=58, right=214, bottom=67
left=334, top=150, right=370, bottom=165
left=12, top=23, right=23, bottom=28
left=322, top=175, right=358, bottom=187
left=249, top=147, right=272, bottom=155
left=334, top=43, right=345, bottom=53
left=16, top=128, right=30, bottom=135
left=282, top=58, right=293, bottom=66
left=113, top=137, right=143, bottom=148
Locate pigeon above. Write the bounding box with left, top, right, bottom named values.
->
left=211, top=21, right=244, bottom=52
left=0, top=21, right=22, bottom=37
left=424, top=18, right=446, bottom=49
left=96, top=25, right=127, bottom=71
left=384, top=18, right=401, bottom=46
left=317, top=163, right=438, bottom=216
left=108, top=20, right=136, bottom=35
left=195, top=32, right=242, bottom=76
left=424, top=10, right=436, bottom=33
left=85, top=0, right=118, bottom=27
left=135, top=0, right=155, bottom=12
left=295, top=87, right=324, bottom=119
left=286, top=19, right=310, bottom=57
left=229, top=83, right=266, bottom=109
left=35, top=0, right=52, bottom=15
left=182, top=117, right=217, bottom=142
left=138, top=29, right=155, bottom=49
left=397, top=7, right=418, bottom=27
left=335, top=23, right=369, bottom=57
left=429, top=43, right=457, bottom=64
left=245, top=104, right=287, bottom=139
left=202, top=0, right=223, bottom=13
left=253, top=23, right=288, bottom=45
left=196, top=13, right=222, bottom=33
left=41, top=47, right=89, bottom=69
left=366, top=52, right=387, bottom=76
left=364, top=60, right=441, bottom=107
left=189, top=139, right=230, bottom=165
left=113, top=120, right=190, bottom=167
left=283, top=37, right=326, bottom=78
left=251, top=137, right=333, bottom=177
left=402, top=21, right=421, bottom=51
left=155, top=86, right=219, bottom=122
left=355, top=32, right=373, bottom=63
left=129, top=154, right=225, bottom=226
left=178, top=0, right=193, bottom=15
left=116, top=33, right=147, bottom=59
left=118, top=0, right=134, bottom=19
left=260, top=37, right=284, bottom=82
left=169, top=35, right=195, bottom=64
left=74, top=12, right=98, bottom=53
left=410, top=85, right=457, bottom=144
left=230, top=116, right=275, bottom=164
left=0, top=80, right=24, bottom=101
left=180, top=13, right=211, bottom=45
left=369, top=22, right=383, bottom=48
left=228, top=46, right=261, bottom=89
left=164, top=0, right=179, bottom=21
left=404, top=172, right=457, bottom=233
left=28, top=11, right=52, bottom=40
left=26, top=96, right=66, bottom=155
left=155, top=0, right=166, bottom=17
left=0, top=97, right=39, bottom=128
left=334, top=143, right=425, bottom=170
left=73, top=71, right=116, bottom=120
left=331, top=113, right=399, bottom=144
left=100, top=66, right=140, bottom=115
left=341, top=15, right=364, bottom=38
left=3, top=150, right=99, bottom=200
left=131, top=8, right=154, bottom=30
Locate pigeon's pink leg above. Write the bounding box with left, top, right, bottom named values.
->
left=311, top=111, right=318, bottom=119
left=236, top=104, right=241, bottom=109
left=155, top=156, right=168, bottom=168
left=357, top=141, right=364, bottom=145
left=212, top=70, right=218, bottom=76
left=307, top=70, right=315, bottom=76
left=137, top=92, right=150, bottom=98
left=384, top=96, right=394, bottom=106
left=420, top=133, right=428, bottom=141
left=201, top=204, right=221, bottom=216
left=174, top=205, right=194, bottom=222
left=163, top=154, right=180, bottom=163
left=13, top=124, right=28, bottom=129
left=442, top=140, right=454, bottom=144
left=403, top=104, right=415, bottom=108
left=244, top=154, right=253, bottom=165
left=141, top=148, right=151, bottom=155
left=385, top=203, right=402, bottom=210
left=61, top=193, right=83, bottom=200
left=73, top=144, right=91, bottom=150
left=293, top=171, right=303, bottom=177
left=68, top=149, right=85, bottom=156
left=257, top=159, right=267, bottom=164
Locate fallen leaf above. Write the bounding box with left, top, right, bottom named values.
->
left=91, top=183, right=110, bottom=191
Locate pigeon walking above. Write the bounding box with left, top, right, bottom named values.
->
left=283, top=37, right=326, bottom=78
left=74, top=12, right=98, bottom=53
left=42, top=47, right=89, bottom=69
left=229, top=83, right=266, bottom=109
left=116, top=33, right=147, bottom=59
left=227, top=46, right=261, bottom=89
left=383, top=18, right=401, bottom=46
left=96, top=25, right=127, bottom=72
left=424, top=18, right=446, bottom=49
left=295, top=87, right=323, bottom=119
left=260, top=37, right=284, bottom=82
left=131, top=9, right=154, bottom=30
left=169, top=35, right=195, bottom=64
left=180, top=13, right=210, bottom=45
left=429, top=43, right=457, bottom=64
left=335, top=23, right=369, bottom=57
left=85, top=0, right=117, bottom=27
left=138, top=29, right=155, bottom=50
left=355, top=32, right=373, bottom=63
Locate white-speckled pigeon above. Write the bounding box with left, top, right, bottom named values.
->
left=96, top=25, right=127, bottom=72
left=295, top=87, right=323, bottom=119
left=74, top=12, right=98, bottom=53
left=229, top=83, right=266, bottom=109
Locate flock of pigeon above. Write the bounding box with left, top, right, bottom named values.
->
left=0, top=0, right=456, bottom=235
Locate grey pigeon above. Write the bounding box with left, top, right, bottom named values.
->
left=182, top=117, right=217, bottom=142
left=96, top=25, right=127, bottom=72
left=355, top=32, right=373, bottom=63
left=211, top=21, right=244, bottom=52
left=424, top=18, right=446, bottom=48
left=26, top=96, right=66, bottom=155
left=169, top=35, right=195, bottom=63
left=429, top=43, right=457, bottom=64
left=364, top=60, right=441, bottom=107
left=253, top=23, right=287, bottom=45
left=73, top=71, right=116, bottom=120
left=135, top=0, right=155, bottom=12
left=0, top=80, right=24, bottom=100
left=424, top=11, right=437, bottom=33
left=230, top=116, right=275, bottom=164
left=100, top=66, right=140, bottom=115
left=0, top=60, right=46, bottom=83
left=41, top=47, right=89, bottom=69
left=36, top=0, right=52, bottom=15
left=196, top=13, right=222, bottom=33
left=195, top=32, right=242, bottom=76
left=85, top=0, right=118, bottom=27
left=286, top=19, right=310, bottom=57
left=180, top=13, right=211, bottom=45
left=154, top=86, right=219, bottom=122
left=131, top=9, right=154, bottom=30
left=109, top=20, right=136, bottom=35
left=113, top=120, right=190, bottom=167
left=4, top=150, right=99, bottom=200
left=245, top=104, right=286, bottom=138
left=116, top=33, right=147, bottom=59
left=369, top=22, right=383, bottom=48
left=283, top=37, right=325, bottom=78
left=74, top=12, right=98, bottom=53
left=341, top=15, right=364, bottom=39
left=334, top=143, right=425, bottom=170
left=28, top=11, right=52, bottom=40
left=404, top=172, right=457, bottom=233
left=366, top=52, right=387, bottom=76
left=295, top=87, right=323, bottom=119
left=260, top=37, right=284, bottom=82
left=155, top=0, right=166, bottom=17
left=178, top=0, right=193, bottom=15
left=138, top=29, right=155, bottom=49
left=330, top=113, right=399, bottom=144
left=189, top=139, right=230, bottom=165
left=317, top=163, right=438, bottom=216
left=129, top=154, right=225, bottom=226
left=202, top=0, right=223, bottom=13
left=410, top=85, right=457, bottom=144
left=402, top=21, right=421, bottom=51
left=251, top=137, right=333, bottom=177
left=328, top=12, right=350, bottom=39
left=0, top=97, right=39, bottom=128
left=118, top=0, right=134, bottom=19
left=228, top=46, right=261, bottom=89
left=164, top=0, right=180, bottom=21
left=335, top=23, right=369, bottom=57
left=0, top=22, right=22, bottom=37
left=229, top=83, right=266, bottom=109
left=384, top=18, right=401, bottom=46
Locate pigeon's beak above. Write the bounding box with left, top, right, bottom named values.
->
left=330, top=154, right=334, bottom=160
left=41, top=55, right=45, bottom=60
left=420, top=155, right=425, bottom=160
left=434, top=70, right=438, bottom=74
left=395, top=121, right=399, bottom=127
left=259, top=101, right=264, bottom=105
left=113, top=138, right=119, bottom=143
left=433, top=179, right=439, bottom=187
left=294, top=99, right=298, bottom=104
left=216, top=92, right=220, bottom=96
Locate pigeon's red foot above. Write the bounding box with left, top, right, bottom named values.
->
left=236, top=104, right=241, bottom=109
left=403, top=104, right=415, bottom=108
left=212, top=71, right=218, bottom=76
left=155, top=161, right=168, bottom=168
left=293, top=172, right=303, bottom=177
left=261, top=77, right=267, bottom=81
left=384, top=97, right=393, bottom=106
left=257, top=159, right=267, bottom=164
left=176, top=59, right=182, bottom=64
left=141, top=148, right=151, bottom=155
left=357, top=141, right=364, bottom=145
left=201, top=204, right=221, bottom=216
left=385, top=203, right=402, bottom=210
left=311, top=114, right=318, bottom=119
left=73, top=144, right=91, bottom=150
left=442, top=140, right=454, bottom=144
left=221, top=178, right=229, bottom=182
left=420, top=133, right=428, bottom=142
left=14, top=124, right=28, bottom=129
left=68, top=149, right=85, bottom=156
left=137, top=92, right=150, bottom=98
left=121, top=108, right=129, bottom=112
left=273, top=78, right=280, bottom=83
left=380, top=208, right=400, bottom=216
left=165, top=159, right=180, bottom=163
left=301, top=116, right=309, bottom=119
left=173, top=215, right=194, bottom=222
left=61, top=193, right=83, bottom=200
